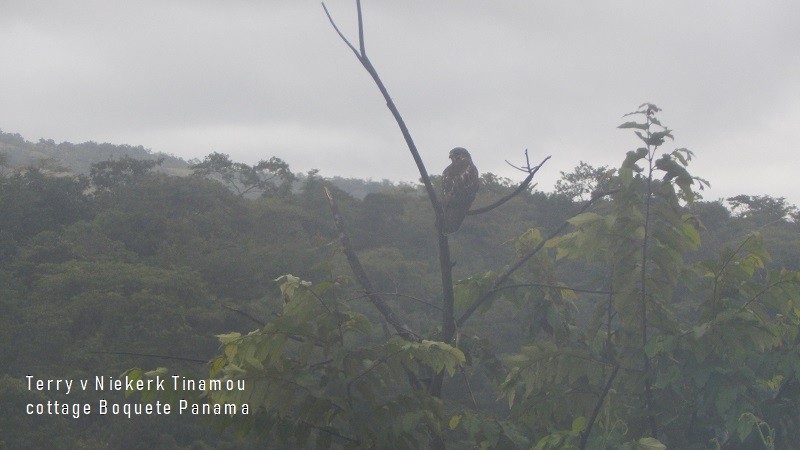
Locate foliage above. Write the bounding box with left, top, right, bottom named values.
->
left=90, top=155, right=163, bottom=191
left=0, top=168, right=92, bottom=264
left=554, top=161, right=615, bottom=201
left=497, top=104, right=800, bottom=449
left=727, top=194, right=798, bottom=226
left=126, top=104, right=800, bottom=449
left=2, top=104, right=800, bottom=448
left=190, top=152, right=295, bottom=198
left=199, top=274, right=464, bottom=448
left=0, top=129, right=185, bottom=175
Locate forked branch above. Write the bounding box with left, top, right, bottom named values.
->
left=468, top=153, right=551, bottom=216
left=322, top=1, right=442, bottom=219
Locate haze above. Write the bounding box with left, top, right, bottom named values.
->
left=2, top=1, right=798, bottom=205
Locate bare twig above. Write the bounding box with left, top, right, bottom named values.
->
left=221, top=303, right=265, bottom=327
left=301, top=420, right=360, bottom=445
left=468, top=155, right=550, bottom=216
left=460, top=366, right=478, bottom=408
left=491, top=283, right=614, bottom=296
left=322, top=2, right=549, bottom=404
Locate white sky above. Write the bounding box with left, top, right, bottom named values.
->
left=2, top=1, right=798, bottom=206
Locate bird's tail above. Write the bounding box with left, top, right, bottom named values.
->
left=442, top=209, right=467, bottom=234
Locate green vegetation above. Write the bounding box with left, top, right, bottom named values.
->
left=1, top=102, right=799, bottom=448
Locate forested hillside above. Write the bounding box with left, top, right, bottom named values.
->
left=1, top=108, right=799, bottom=448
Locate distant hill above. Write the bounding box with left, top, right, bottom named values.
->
left=0, top=129, right=404, bottom=198
left=0, top=129, right=190, bottom=176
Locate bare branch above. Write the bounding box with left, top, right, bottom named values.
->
left=301, top=420, right=360, bottom=445
left=321, top=3, right=360, bottom=59
left=492, top=283, right=614, bottom=296
left=221, top=303, right=265, bottom=327
left=325, top=186, right=421, bottom=342
left=322, top=1, right=441, bottom=220
left=460, top=366, right=478, bottom=409
left=505, top=148, right=533, bottom=172
left=356, top=0, right=365, bottom=56
left=468, top=155, right=550, bottom=216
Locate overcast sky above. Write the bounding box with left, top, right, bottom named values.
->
left=2, top=1, right=799, bottom=206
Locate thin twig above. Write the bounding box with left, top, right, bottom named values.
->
left=491, top=283, right=613, bottom=296
left=221, top=303, right=265, bottom=327
left=460, top=366, right=478, bottom=408
left=468, top=155, right=550, bottom=216
left=347, top=290, right=443, bottom=312
left=321, top=3, right=360, bottom=59
left=356, top=0, right=365, bottom=55
left=302, top=420, right=360, bottom=445
left=321, top=1, right=441, bottom=217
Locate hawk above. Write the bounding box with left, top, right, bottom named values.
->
left=441, top=147, right=479, bottom=233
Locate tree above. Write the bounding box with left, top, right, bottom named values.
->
left=117, top=5, right=800, bottom=449
left=89, top=155, right=162, bottom=190
left=189, top=152, right=295, bottom=197
left=727, top=194, right=797, bottom=226
left=0, top=168, right=92, bottom=264
left=554, top=161, right=615, bottom=201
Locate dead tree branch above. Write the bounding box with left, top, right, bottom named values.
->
left=468, top=154, right=550, bottom=216
left=322, top=2, right=549, bottom=403
left=322, top=1, right=441, bottom=218
left=325, top=186, right=420, bottom=342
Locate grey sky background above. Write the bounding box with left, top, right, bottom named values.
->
left=2, top=1, right=799, bottom=206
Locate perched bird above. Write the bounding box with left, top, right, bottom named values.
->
left=441, top=147, right=479, bottom=233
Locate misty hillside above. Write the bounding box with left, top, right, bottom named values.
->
left=2, top=120, right=799, bottom=448
left=0, top=130, right=189, bottom=175
left=0, top=129, right=399, bottom=199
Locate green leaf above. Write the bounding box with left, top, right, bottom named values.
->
left=449, top=414, right=462, bottom=430
left=619, top=166, right=633, bottom=187
left=217, top=332, right=242, bottom=344
left=571, top=416, right=587, bottom=433
left=618, top=121, right=649, bottom=130
left=736, top=414, right=755, bottom=442
left=567, top=212, right=603, bottom=228
left=622, top=148, right=648, bottom=170
left=637, top=437, right=666, bottom=449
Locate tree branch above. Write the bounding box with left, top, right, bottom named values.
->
left=325, top=186, right=420, bottom=342
left=579, top=363, right=620, bottom=449
left=468, top=154, right=550, bottom=216
left=322, top=1, right=441, bottom=219
left=491, top=283, right=614, bottom=296
left=457, top=190, right=616, bottom=327
left=323, top=2, right=449, bottom=401
left=221, top=303, right=265, bottom=327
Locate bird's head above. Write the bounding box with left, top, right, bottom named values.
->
left=449, top=147, right=471, bottom=163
